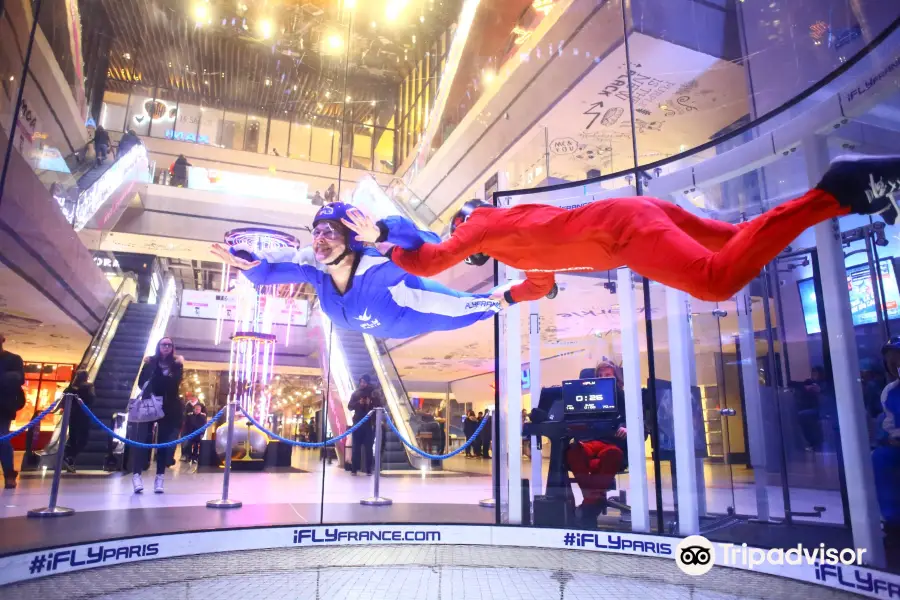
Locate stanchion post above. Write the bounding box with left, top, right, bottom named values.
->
left=480, top=416, right=496, bottom=508
left=28, top=394, right=75, bottom=518
left=207, top=401, right=242, bottom=509
left=361, top=408, right=392, bottom=506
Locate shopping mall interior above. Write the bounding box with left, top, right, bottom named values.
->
left=1, top=0, right=900, bottom=598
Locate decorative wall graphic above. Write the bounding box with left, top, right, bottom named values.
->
left=549, top=138, right=578, bottom=155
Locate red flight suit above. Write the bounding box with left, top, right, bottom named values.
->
left=388, top=191, right=847, bottom=304
left=566, top=440, right=624, bottom=506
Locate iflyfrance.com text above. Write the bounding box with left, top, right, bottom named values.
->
left=721, top=542, right=866, bottom=569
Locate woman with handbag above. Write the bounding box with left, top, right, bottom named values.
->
left=129, top=337, right=184, bottom=494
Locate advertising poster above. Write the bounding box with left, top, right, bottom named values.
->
left=181, top=290, right=309, bottom=327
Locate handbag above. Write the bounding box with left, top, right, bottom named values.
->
left=127, top=378, right=165, bottom=423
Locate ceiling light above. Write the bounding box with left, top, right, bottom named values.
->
left=259, top=19, right=274, bottom=39
left=293, top=84, right=298, bottom=91
left=346, top=95, right=351, bottom=102
left=370, top=100, right=376, bottom=106
left=386, top=0, right=408, bottom=22
left=371, top=21, right=377, bottom=29
left=482, top=70, right=495, bottom=85
left=123, top=52, right=131, bottom=60
left=420, top=16, right=425, bottom=23
left=327, top=33, right=344, bottom=51
left=204, top=80, right=209, bottom=85
left=345, top=0, right=357, bottom=9
left=325, top=91, right=330, bottom=99
left=193, top=4, right=209, bottom=24
left=265, top=78, right=272, bottom=86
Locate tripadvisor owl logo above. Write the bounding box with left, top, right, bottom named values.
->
left=676, top=535, right=715, bottom=576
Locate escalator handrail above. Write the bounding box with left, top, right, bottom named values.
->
left=363, top=334, right=429, bottom=469
left=76, top=273, right=139, bottom=381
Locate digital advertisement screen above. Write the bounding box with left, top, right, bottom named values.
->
left=561, top=377, right=617, bottom=417
left=798, top=259, right=900, bottom=335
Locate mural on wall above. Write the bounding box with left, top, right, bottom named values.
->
left=509, top=33, right=751, bottom=187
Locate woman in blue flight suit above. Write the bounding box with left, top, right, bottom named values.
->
left=211, top=203, right=501, bottom=339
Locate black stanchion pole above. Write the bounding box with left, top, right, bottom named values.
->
left=28, top=394, right=75, bottom=518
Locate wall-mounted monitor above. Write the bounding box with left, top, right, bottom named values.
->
left=798, top=258, right=900, bottom=335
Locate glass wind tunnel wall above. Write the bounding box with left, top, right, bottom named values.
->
left=3, top=0, right=900, bottom=586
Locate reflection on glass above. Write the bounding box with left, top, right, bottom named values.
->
left=245, top=114, right=267, bottom=153
left=267, top=118, right=288, bottom=158
left=289, top=122, right=311, bottom=160
left=221, top=111, right=246, bottom=150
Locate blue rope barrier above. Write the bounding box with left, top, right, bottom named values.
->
left=78, top=399, right=226, bottom=449
left=383, top=411, right=490, bottom=461
left=238, top=406, right=373, bottom=448
left=0, top=399, right=61, bottom=443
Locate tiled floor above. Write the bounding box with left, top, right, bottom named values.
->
left=2, top=545, right=859, bottom=600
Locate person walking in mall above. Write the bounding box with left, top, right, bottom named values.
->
left=210, top=202, right=501, bottom=340
left=463, top=410, right=479, bottom=458
left=116, top=128, right=141, bottom=158
left=479, top=409, right=492, bottom=459
left=348, top=375, right=382, bottom=476
left=0, top=334, right=25, bottom=489
left=180, top=393, right=206, bottom=462
left=344, top=154, right=900, bottom=306
left=130, top=337, right=184, bottom=494
left=62, top=370, right=95, bottom=473
left=169, top=155, right=191, bottom=187
left=92, top=125, right=110, bottom=164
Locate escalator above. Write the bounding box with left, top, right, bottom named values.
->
left=35, top=272, right=177, bottom=470
left=36, top=141, right=151, bottom=230
left=79, top=303, right=158, bottom=468
left=334, top=329, right=420, bottom=471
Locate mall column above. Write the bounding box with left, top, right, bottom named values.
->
left=667, top=286, right=700, bottom=534
left=617, top=268, right=650, bottom=532
left=528, top=299, right=542, bottom=512
left=806, top=135, right=885, bottom=566
left=497, top=182, right=523, bottom=525
left=735, top=288, right=772, bottom=522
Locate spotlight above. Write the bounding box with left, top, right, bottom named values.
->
left=259, top=19, right=274, bottom=39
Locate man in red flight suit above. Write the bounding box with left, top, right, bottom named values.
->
left=344, top=155, right=900, bottom=305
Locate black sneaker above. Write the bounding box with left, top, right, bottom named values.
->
left=817, top=154, right=900, bottom=224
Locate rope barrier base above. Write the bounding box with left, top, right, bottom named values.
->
left=206, top=499, right=243, bottom=509
left=27, top=506, right=75, bottom=518
left=360, top=496, right=393, bottom=506
left=479, top=498, right=496, bottom=508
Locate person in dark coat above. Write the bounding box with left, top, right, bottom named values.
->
left=170, top=155, right=191, bottom=187
left=0, top=334, right=24, bottom=489
left=63, top=370, right=95, bottom=473
left=130, top=337, right=184, bottom=494
left=93, top=126, right=110, bottom=164
left=479, top=409, right=492, bottom=459
left=117, top=129, right=141, bottom=158
left=463, top=410, right=478, bottom=458
left=348, top=374, right=382, bottom=475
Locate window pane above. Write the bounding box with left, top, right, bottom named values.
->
left=100, top=90, right=128, bottom=132
left=149, top=88, right=177, bottom=139
left=310, top=117, right=334, bottom=164
left=220, top=111, right=246, bottom=150
left=268, top=118, right=290, bottom=158
left=374, top=127, right=394, bottom=173
left=352, top=124, right=373, bottom=171
left=124, top=85, right=154, bottom=136
left=198, top=100, right=223, bottom=146
left=289, top=121, right=311, bottom=160
left=245, top=113, right=267, bottom=153
left=175, top=101, right=203, bottom=142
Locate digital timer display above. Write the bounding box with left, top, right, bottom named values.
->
left=561, top=377, right=617, bottom=417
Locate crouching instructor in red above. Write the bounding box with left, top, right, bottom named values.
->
left=346, top=155, right=900, bottom=306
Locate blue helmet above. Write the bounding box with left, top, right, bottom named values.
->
left=312, top=202, right=364, bottom=252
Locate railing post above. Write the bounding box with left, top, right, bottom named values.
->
left=361, top=408, right=392, bottom=506
left=207, top=402, right=242, bottom=509
left=28, top=394, right=75, bottom=518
